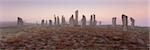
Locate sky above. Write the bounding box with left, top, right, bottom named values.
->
left=0, top=0, right=149, bottom=27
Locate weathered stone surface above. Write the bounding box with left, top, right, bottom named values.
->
left=41, top=19, right=44, bottom=26
left=69, top=15, right=75, bottom=27
left=89, top=14, right=97, bottom=26
left=49, top=20, right=52, bottom=26
left=81, top=15, right=86, bottom=27
left=112, top=17, right=117, bottom=27
left=130, top=17, right=135, bottom=28
left=89, top=15, right=93, bottom=26
left=57, top=16, right=60, bottom=26
left=17, top=17, right=24, bottom=27
left=75, top=10, right=78, bottom=25
left=122, top=14, right=128, bottom=31
left=61, top=15, right=66, bottom=26
left=93, top=14, right=97, bottom=26
left=54, top=15, right=57, bottom=25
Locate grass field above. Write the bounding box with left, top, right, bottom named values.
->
left=0, top=25, right=149, bottom=50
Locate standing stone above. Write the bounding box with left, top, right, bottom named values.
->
left=41, top=19, right=45, bottom=26
left=69, top=15, right=75, bottom=27
left=99, top=21, right=101, bottom=25
left=57, top=16, right=60, bottom=26
left=49, top=20, right=52, bottom=26
left=93, top=14, right=97, bottom=26
left=54, top=15, right=57, bottom=25
left=130, top=17, right=135, bottom=28
left=89, top=15, right=93, bottom=26
left=45, top=20, right=48, bottom=25
left=75, top=10, right=78, bottom=25
left=81, top=15, right=86, bottom=27
left=17, top=17, right=24, bottom=27
left=122, top=14, right=128, bottom=31
left=61, top=15, right=66, bottom=26
left=112, top=17, right=117, bottom=26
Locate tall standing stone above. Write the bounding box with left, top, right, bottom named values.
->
left=112, top=17, right=117, bottom=26
left=69, top=15, right=75, bottom=27
left=81, top=15, right=86, bottom=27
left=122, top=14, right=128, bottom=31
left=54, top=15, right=57, bottom=25
left=75, top=10, right=78, bottom=25
left=17, top=17, right=24, bottom=27
left=89, top=15, right=93, bottom=26
left=61, top=15, right=66, bottom=26
left=57, top=16, right=60, bottom=26
left=130, top=17, right=135, bottom=28
left=93, top=14, right=97, bottom=26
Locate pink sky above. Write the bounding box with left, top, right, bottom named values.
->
left=0, top=0, right=149, bottom=27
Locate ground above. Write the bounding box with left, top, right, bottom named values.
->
left=0, top=25, right=149, bottom=50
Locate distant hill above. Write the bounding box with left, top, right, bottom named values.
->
left=0, top=22, right=17, bottom=27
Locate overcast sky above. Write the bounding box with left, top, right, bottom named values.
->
left=0, top=0, right=149, bottom=26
